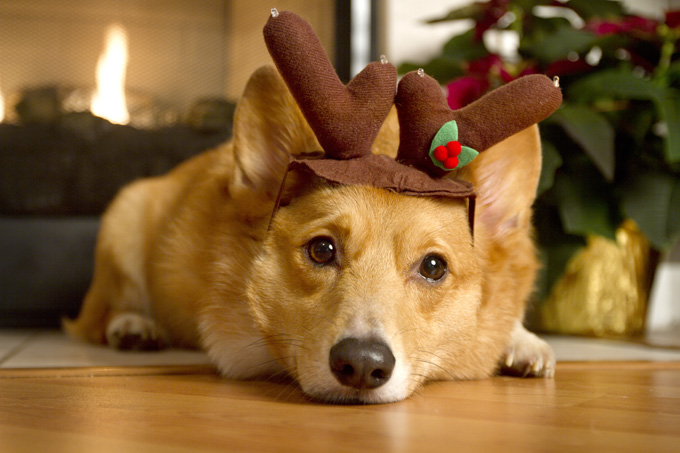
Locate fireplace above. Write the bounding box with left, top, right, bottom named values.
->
left=0, top=0, right=349, bottom=327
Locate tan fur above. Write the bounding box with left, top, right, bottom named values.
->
left=65, top=65, right=553, bottom=403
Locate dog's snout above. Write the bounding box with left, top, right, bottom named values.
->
left=329, top=338, right=395, bottom=390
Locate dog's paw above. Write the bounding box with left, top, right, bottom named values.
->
left=106, top=313, right=166, bottom=351
left=500, top=321, right=555, bottom=378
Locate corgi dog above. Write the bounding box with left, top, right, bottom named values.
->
left=65, top=11, right=557, bottom=404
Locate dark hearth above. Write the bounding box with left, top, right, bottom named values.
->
left=0, top=112, right=233, bottom=216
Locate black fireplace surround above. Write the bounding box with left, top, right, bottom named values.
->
left=0, top=113, right=232, bottom=327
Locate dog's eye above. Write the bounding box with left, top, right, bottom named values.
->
left=419, top=255, right=447, bottom=281
left=307, top=237, right=336, bottom=265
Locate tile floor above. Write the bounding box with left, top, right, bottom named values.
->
left=1, top=329, right=680, bottom=368
left=0, top=330, right=209, bottom=368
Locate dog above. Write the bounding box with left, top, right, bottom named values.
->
left=64, top=59, right=555, bottom=403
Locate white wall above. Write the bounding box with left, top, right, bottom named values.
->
left=385, top=0, right=678, bottom=66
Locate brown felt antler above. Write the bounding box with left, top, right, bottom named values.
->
left=261, top=9, right=562, bottom=226
left=264, top=10, right=396, bottom=159
left=395, top=70, right=563, bottom=178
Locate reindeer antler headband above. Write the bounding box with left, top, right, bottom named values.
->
left=264, top=10, right=562, bottom=223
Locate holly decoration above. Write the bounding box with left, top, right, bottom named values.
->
left=429, top=120, right=478, bottom=171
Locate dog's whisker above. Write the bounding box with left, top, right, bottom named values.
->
left=413, top=358, right=457, bottom=381
left=395, top=326, right=423, bottom=337
left=242, top=355, right=297, bottom=373
left=233, top=334, right=292, bottom=354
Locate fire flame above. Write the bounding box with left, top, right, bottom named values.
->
left=91, top=24, right=130, bottom=125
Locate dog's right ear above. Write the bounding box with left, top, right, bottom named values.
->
left=228, top=65, right=319, bottom=206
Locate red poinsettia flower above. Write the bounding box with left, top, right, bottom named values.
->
left=467, top=54, right=504, bottom=75
left=446, top=76, right=490, bottom=110
left=474, top=0, right=510, bottom=40
left=586, top=15, right=658, bottom=36
left=545, top=58, right=592, bottom=77
left=446, top=54, right=539, bottom=110
left=666, top=11, right=680, bottom=28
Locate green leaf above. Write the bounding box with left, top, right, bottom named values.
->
left=668, top=60, right=680, bottom=86
left=442, top=29, right=488, bottom=62
left=655, top=94, right=680, bottom=163
left=552, top=172, right=618, bottom=240
left=524, top=27, right=597, bottom=64
left=397, top=29, right=486, bottom=83
left=533, top=202, right=586, bottom=302
left=538, top=140, right=563, bottom=195
left=514, top=0, right=553, bottom=11
left=569, top=68, right=680, bottom=163
left=425, top=4, right=481, bottom=24
left=561, top=0, right=624, bottom=20
left=568, top=67, right=665, bottom=101
left=536, top=240, right=584, bottom=303
left=553, top=104, right=615, bottom=181
left=621, top=171, right=680, bottom=250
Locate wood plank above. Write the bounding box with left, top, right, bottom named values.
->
left=1, top=362, right=679, bottom=452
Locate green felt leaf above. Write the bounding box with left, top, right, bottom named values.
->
left=458, top=146, right=479, bottom=168
left=621, top=171, right=680, bottom=250
left=537, top=140, right=563, bottom=196
left=553, top=104, right=615, bottom=181
left=430, top=120, right=458, bottom=150
left=428, top=120, right=479, bottom=171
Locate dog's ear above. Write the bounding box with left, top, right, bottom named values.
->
left=372, top=107, right=399, bottom=159
left=228, top=65, right=319, bottom=205
left=456, top=125, right=542, bottom=239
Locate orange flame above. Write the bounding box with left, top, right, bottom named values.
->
left=91, top=24, right=130, bottom=124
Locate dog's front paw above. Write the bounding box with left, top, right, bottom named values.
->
left=106, top=313, right=166, bottom=351
left=500, top=321, right=555, bottom=378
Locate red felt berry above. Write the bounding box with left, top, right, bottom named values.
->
left=446, top=141, right=461, bottom=157
left=443, top=156, right=459, bottom=169
left=433, top=145, right=448, bottom=162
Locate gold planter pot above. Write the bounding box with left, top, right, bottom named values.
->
left=539, top=220, right=659, bottom=337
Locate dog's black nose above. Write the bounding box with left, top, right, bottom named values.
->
left=329, top=338, right=395, bottom=390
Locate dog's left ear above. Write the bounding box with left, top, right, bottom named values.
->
left=228, top=65, right=319, bottom=206
left=456, top=125, right=542, bottom=239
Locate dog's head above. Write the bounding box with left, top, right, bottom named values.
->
left=211, top=10, right=559, bottom=403
left=220, top=65, right=547, bottom=403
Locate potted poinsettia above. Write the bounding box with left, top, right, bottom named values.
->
left=400, top=0, right=680, bottom=336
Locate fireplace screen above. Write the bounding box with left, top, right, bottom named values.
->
left=0, top=0, right=336, bottom=215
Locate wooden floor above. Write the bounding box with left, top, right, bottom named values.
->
left=1, top=362, right=679, bottom=452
